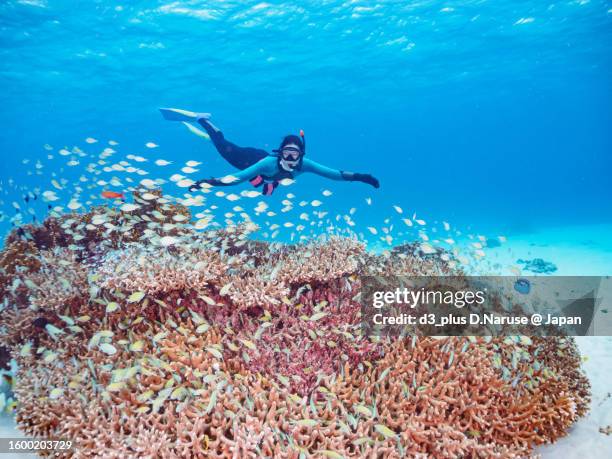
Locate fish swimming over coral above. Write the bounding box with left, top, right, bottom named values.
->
left=101, top=191, right=125, bottom=200
left=0, top=197, right=591, bottom=457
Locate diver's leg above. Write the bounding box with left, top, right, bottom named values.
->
left=197, top=118, right=267, bottom=170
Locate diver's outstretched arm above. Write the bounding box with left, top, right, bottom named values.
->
left=301, top=159, right=380, bottom=188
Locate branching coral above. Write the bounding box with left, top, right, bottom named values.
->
left=92, top=244, right=227, bottom=295
left=4, top=189, right=192, bottom=259
left=0, top=212, right=591, bottom=458
left=276, top=236, right=365, bottom=285
left=27, top=248, right=89, bottom=311
left=0, top=239, right=42, bottom=308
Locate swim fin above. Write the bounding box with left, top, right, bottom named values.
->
left=182, top=122, right=210, bottom=140
left=159, top=108, right=199, bottom=122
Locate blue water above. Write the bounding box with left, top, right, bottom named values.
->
left=1, top=0, right=611, bottom=243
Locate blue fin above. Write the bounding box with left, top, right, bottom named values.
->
left=159, top=107, right=198, bottom=122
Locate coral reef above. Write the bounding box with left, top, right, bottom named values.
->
left=93, top=245, right=227, bottom=295
left=4, top=190, right=191, bottom=256
left=0, top=211, right=591, bottom=458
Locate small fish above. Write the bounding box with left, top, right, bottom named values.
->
left=354, top=404, right=373, bottom=418
left=239, top=339, right=256, bottom=350
left=140, top=178, right=156, bottom=188
left=101, top=191, right=125, bottom=200
left=45, top=323, right=65, bottom=338
left=309, top=312, right=327, bottom=321
left=159, top=236, right=178, bottom=247
left=296, top=419, right=318, bottom=427
left=420, top=243, right=436, bottom=254
left=121, top=203, right=140, bottom=212
left=127, top=291, right=146, bottom=303
left=375, top=424, right=397, bottom=439
left=49, top=388, right=64, bottom=400
left=206, top=347, right=223, bottom=359
left=99, top=343, right=117, bottom=355
left=107, top=381, right=126, bottom=392
left=319, top=450, right=343, bottom=459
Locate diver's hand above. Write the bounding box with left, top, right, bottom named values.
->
left=354, top=173, right=380, bottom=188
left=189, top=179, right=209, bottom=192
left=189, top=178, right=221, bottom=191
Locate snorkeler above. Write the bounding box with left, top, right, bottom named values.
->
left=160, top=108, right=380, bottom=196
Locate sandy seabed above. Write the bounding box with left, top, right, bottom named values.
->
left=471, top=223, right=612, bottom=457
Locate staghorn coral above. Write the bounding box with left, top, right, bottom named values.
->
left=0, top=212, right=591, bottom=458
left=27, top=248, right=89, bottom=311
left=276, top=236, right=365, bottom=285
left=92, top=244, right=227, bottom=295
left=0, top=239, right=42, bottom=307
left=223, top=271, right=290, bottom=309
left=4, top=218, right=73, bottom=252
left=0, top=247, right=90, bottom=347
left=376, top=241, right=460, bottom=277
left=0, top=240, right=41, bottom=276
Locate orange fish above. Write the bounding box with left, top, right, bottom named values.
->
left=101, top=191, right=124, bottom=200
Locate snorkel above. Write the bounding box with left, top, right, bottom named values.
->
left=275, top=131, right=305, bottom=172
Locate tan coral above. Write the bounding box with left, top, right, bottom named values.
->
left=276, top=236, right=365, bottom=285
left=93, top=244, right=227, bottom=295
left=27, top=248, right=89, bottom=311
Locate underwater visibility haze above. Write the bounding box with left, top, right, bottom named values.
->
left=0, top=0, right=611, bottom=458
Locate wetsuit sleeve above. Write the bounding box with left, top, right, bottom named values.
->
left=197, top=157, right=278, bottom=187
left=301, top=159, right=380, bottom=188
left=301, top=159, right=345, bottom=180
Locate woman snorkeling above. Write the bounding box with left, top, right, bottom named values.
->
left=160, top=108, right=380, bottom=196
